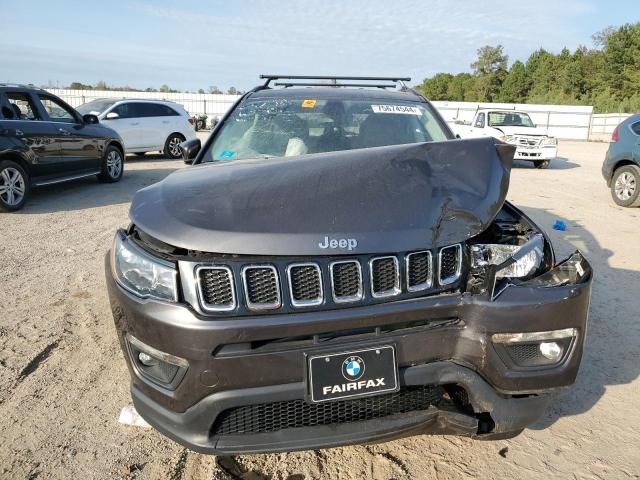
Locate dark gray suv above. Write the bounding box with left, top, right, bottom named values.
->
left=106, top=75, right=592, bottom=454
left=0, top=84, right=124, bottom=212
left=602, top=114, right=640, bottom=207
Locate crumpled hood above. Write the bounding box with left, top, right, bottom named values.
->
left=130, top=137, right=515, bottom=256
left=494, top=126, right=550, bottom=137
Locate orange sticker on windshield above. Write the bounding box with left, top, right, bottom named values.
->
left=301, top=99, right=317, bottom=108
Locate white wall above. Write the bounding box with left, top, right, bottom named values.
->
left=432, top=101, right=594, bottom=140
left=588, top=113, right=633, bottom=141
left=46, top=88, right=241, bottom=119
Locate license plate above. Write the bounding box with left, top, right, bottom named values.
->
left=307, top=345, right=398, bottom=403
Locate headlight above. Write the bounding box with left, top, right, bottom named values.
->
left=504, top=135, right=516, bottom=144
left=471, top=241, right=543, bottom=279
left=111, top=233, right=178, bottom=302
left=542, top=136, right=557, bottom=146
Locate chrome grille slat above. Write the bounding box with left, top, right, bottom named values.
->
left=287, top=263, right=323, bottom=307
left=196, top=266, right=236, bottom=312
left=242, top=265, right=281, bottom=310
left=438, top=244, right=462, bottom=285
left=406, top=251, right=432, bottom=292
left=369, top=256, right=400, bottom=298
left=330, top=260, right=363, bottom=303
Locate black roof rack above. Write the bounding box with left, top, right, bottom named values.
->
left=260, top=75, right=411, bottom=90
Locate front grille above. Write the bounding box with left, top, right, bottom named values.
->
left=288, top=263, right=323, bottom=307
left=438, top=244, right=462, bottom=285
left=242, top=266, right=281, bottom=310
left=370, top=256, right=400, bottom=297
left=212, top=385, right=444, bottom=435
left=330, top=260, right=363, bottom=302
left=406, top=251, right=432, bottom=292
left=197, top=266, right=236, bottom=311
left=190, top=243, right=465, bottom=315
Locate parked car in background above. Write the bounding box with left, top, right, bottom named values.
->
left=77, top=99, right=196, bottom=159
left=602, top=114, right=640, bottom=207
left=190, top=113, right=208, bottom=131
left=0, top=84, right=124, bottom=212
left=451, top=109, right=558, bottom=169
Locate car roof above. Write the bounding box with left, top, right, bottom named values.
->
left=0, top=83, right=47, bottom=94
left=248, top=86, right=425, bottom=103
left=477, top=108, right=529, bottom=114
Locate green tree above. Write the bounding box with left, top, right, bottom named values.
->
left=497, top=60, right=529, bottom=103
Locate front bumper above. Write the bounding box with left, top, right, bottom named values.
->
left=106, top=252, right=592, bottom=454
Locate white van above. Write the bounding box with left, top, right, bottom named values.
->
left=77, top=99, right=197, bottom=158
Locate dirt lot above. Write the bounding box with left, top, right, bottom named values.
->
left=1, top=140, right=639, bottom=480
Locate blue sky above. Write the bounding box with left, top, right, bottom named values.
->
left=1, top=0, right=638, bottom=91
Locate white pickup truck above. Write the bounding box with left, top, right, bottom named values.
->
left=450, top=109, right=558, bottom=168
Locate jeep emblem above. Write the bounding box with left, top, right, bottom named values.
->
left=318, top=236, right=358, bottom=251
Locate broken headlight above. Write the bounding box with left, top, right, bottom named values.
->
left=471, top=235, right=544, bottom=279
left=111, top=233, right=178, bottom=302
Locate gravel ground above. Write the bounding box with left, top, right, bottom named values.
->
left=0, top=141, right=639, bottom=480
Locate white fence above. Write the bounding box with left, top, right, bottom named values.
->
left=588, top=113, right=633, bottom=142
left=48, top=88, right=632, bottom=141
left=433, top=101, right=594, bottom=140
left=46, top=88, right=241, bottom=119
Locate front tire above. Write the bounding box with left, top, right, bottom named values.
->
left=98, top=146, right=124, bottom=183
left=0, top=160, right=30, bottom=212
left=164, top=133, right=185, bottom=159
left=611, top=165, right=640, bottom=207
left=534, top=160, right=550, bottom=169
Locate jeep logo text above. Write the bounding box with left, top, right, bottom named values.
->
left=318, top=236, right=358, bottom=251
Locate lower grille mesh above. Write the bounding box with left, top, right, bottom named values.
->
left=212, top=385, right=444, bottom=435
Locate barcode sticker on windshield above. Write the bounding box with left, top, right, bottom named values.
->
left=371, top=105, right=421, bottom=115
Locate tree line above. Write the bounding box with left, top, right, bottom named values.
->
left=417, top=22, right=640, bottom=113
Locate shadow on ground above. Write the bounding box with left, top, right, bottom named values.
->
left=513, top=156, right=579, bottom=170
left=515, top=206, right=640, bottom=430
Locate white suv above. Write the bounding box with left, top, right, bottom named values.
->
left=77, top=99, right=197, bottom=158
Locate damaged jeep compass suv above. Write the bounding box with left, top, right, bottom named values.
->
left=106, top=75, right=592, bottom=454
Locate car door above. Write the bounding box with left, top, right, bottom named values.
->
left=135, top=103, right=167, bottom=149
left=37, top=94, right=102, bottom=175
left=1, top=92, right=63, bottom=179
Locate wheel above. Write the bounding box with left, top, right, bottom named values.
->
left=97, top=146, right=124, bottom=183
left=134, top=152, right=146, bottom=157
left=0, top=160, right=30, bottom=212
left=611, top=165, right=640, bottom=207
left=534, top=160, right=550, bottom=169
left=164, top=133, right=185, bottom=159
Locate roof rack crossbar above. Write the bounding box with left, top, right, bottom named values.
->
left=261, top=75, right=411, bottom=89
left=274, top=82, right=398, bottom=89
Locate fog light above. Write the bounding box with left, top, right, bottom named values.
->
left=539, top=341, right=562, bottom=361
left=138, top=352, right=159, bottom=367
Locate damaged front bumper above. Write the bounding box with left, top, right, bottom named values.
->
left=106, top=251, right=591, bottom=454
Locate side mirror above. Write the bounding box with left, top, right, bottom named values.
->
left=180, top=138, right=201, bottom=163
left=82, top=114, right=99, bottom=124
left=105, top=112, right=119, bottom=120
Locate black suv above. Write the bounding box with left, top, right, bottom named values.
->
left=106, top=76, right=592, bottom=454
left=0, top=84, right=124, bottom=212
